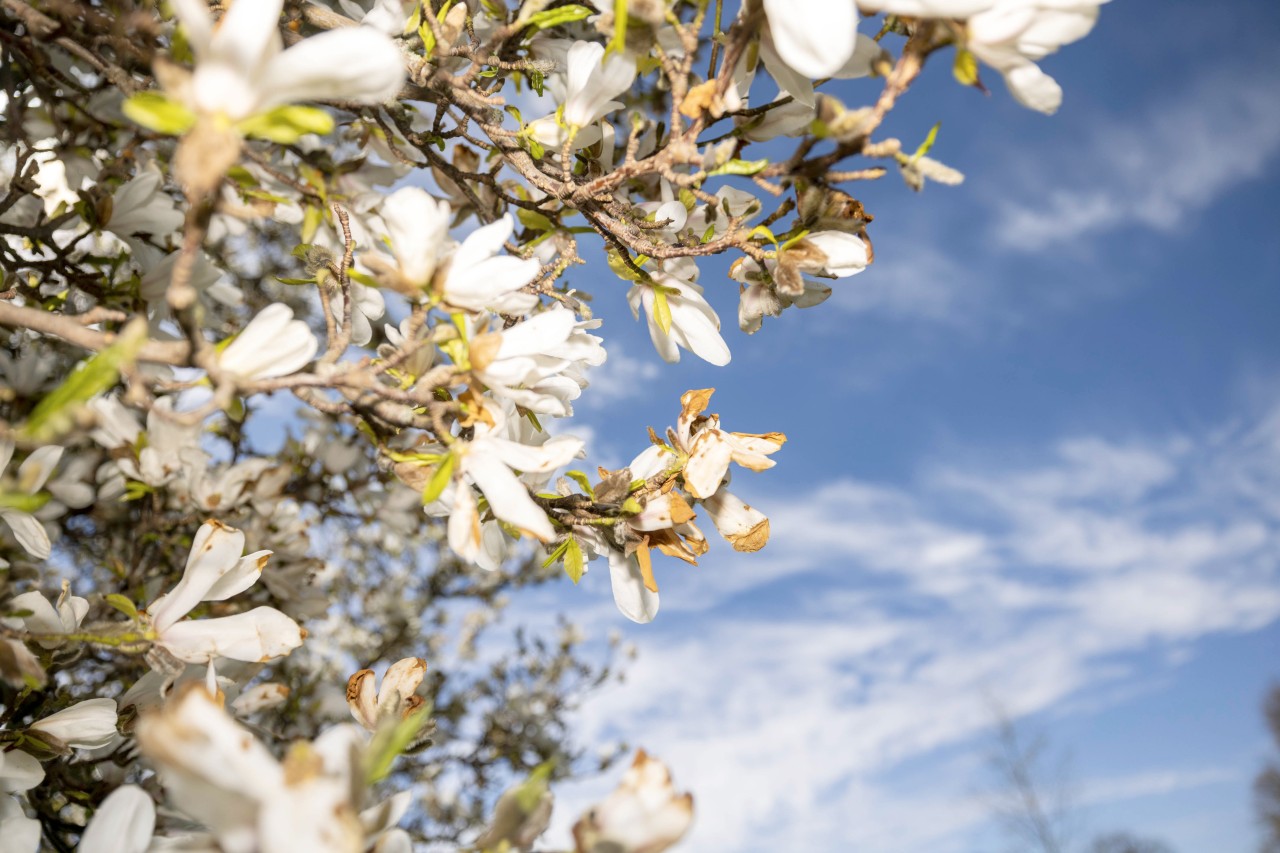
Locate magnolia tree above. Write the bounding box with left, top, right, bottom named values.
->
left=0, top=0, right=1103, bottom=850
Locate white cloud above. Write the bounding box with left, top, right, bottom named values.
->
left=584, top=341, right=661, bottom=405
left=992, top=59, right=1280, bottom=251
left=536, top=399, right=1280, bottom=852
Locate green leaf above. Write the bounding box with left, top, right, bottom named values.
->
left=365, top=705, right=433, bottom=784
left=652, top=288, right=673, bottom=336
left=563, top=537, right=585, bottom=584
left=707, top=157, right=769, bottom=177
left=564, top=470, right=595, bottom=499
left=103, top=594, right=138, bottom=620
left=953, top=48, right=980, bottom=87
left=910, top=122, right=941, bottom=164
left=21, top=318, right=148, bottom=442
left=421, top=453, right=456, bottom=504
left=525, top=4, right=593, bottom=31
left=517, top=207, right=556, bottom=233
left=749, top=224, right=779, bottom=250
left=121, top=92, right=197, bottom=136
left=237, top=105, right=335, bottom=144
left=275, top=276, right=316, bottom=286
left=541, top=538, right=571, bottom=569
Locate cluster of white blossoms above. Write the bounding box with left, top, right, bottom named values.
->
left=0, top=0, right=1104, bottom=847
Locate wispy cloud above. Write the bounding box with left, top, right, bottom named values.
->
left=537, top=398, right=1280, bottom=852
left=992, top=58, right=1280, bottom=251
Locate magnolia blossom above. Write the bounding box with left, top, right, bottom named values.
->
left=105, top=166, right=183, bottom=239
left=169, top=0, right=406, bottom=122
left=2, top=584, right=89, bottom=648
left=27, top=698, right=119, bottom=751
left=857, top=0, right=1106, bottom=113
left=373, top=188, right=540, bottom=314
left=446, top=426, right=584, bottom=560
left=572, top=750, right=693, bottom=853
left=137, top=685, right=406, bottom=853
left=346, top=657, right=427, bottom=731
left=672, top=388, right=786, bottom=500
left=0, top=441, right=62, bottom=560
left=628, top=259, right=731, bottom=367
left=217, top=303, right=319, bottom=381
left=144, top=520, right=303, bottom=665
left=732, top=230, right=868, bottom=333
left=530, top=41, right=636, bottom=149
left=469, top=309, right=607, bottom=417
left=754, top=0, right=882, bottom=108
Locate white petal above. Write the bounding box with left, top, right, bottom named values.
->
left=683, top=430, right=733, bottom=499
left=203, top=550, right=272, bottom=602
left=486, top=435, right=584, bottom=475
left=447, top=484, right=482, bottom=560
left=30, top=698, right=118, bottom=749
left=382, top=187, right=451, bottom=285
left=80, top=785, right=156, bottom=853
left=0, top=748, right=44, bottom=793
left=258, top=26, right=406, bottom=111
left=608, top=550, right=659, bottom=624
left=160, top=607, right=303, bottom=663
left=0, top=796, right=40, bottom=852
left=1003, top=60, right=1063, bottom=114
left=209, top=0, right=284, bottom=82
left=149, top=521, right=246, bottom=632
left=764, top=0, right=856, bottom=80
left=17, top=445, right=63, bottom=492
left=0, top=509, right=51, bottom=560
left=466, top=452, right=554, bottom=541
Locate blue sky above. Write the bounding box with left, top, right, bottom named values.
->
left=493, top=1, right=1280, bottom=850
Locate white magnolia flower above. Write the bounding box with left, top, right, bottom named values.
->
left=0, top=441, right=63, bottom=560
left=470, top=309, right=607, bottom=417
left=2, top=583, right=89, bottom=648
left=79, top=784, right=156, bottom=853
left=373, top=186, right=452, bottom=289
left=965, top=1, right=1104, bottom=113
left=572, top=750, right=693, bottom=853
left=144, top=520, right=303, bottom=665
left=446, top=426, right=584, bottom=560
left=732, top=229, right=867, bottom=332
left=529, top=41, right=636, bottom=149
left=137, top=685, right=406, bottom=853
left=169, top=0, right=406, bottom=121
left=857, top=0, right=1106, bottom=113
left=755, top=0, right=880, bottom=107
left=374, top=188, right=540, bottom=314
left=28, top=698, right=119, bottom=751
left=628, top=260, right=731, bottom=367
left=105, top=166, right=183, bottom=239
left=217, top=304, right=319, bottom=381
left=440, top=217, right=541, bottom=314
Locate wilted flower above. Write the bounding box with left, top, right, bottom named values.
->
left=572, top=750, right=693, bottom=853
left=346, top=657, right=427, bottom=731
